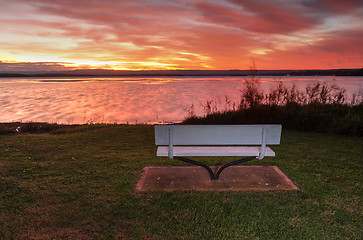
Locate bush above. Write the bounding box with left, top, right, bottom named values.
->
left=183, top=102, right=363, bottom=137
left=183, top=78, right=363, bottom=136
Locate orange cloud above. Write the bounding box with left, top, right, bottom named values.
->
left=0, top=0, right=362, bottom=71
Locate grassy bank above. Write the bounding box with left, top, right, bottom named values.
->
left=0, top=124, right=362, bottom=239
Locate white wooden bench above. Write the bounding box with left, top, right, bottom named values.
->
left=155, top=124, right=282, bottom=180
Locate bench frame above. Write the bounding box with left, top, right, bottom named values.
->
left=155, top=125, right=282, bottom=180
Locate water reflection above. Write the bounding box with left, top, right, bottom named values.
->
left=0, top=76, right=362, bottom=124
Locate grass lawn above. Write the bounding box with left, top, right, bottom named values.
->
left=0, top=124, right=362, bottom=239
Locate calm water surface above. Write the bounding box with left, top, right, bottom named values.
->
left=1, top=76, right=362, bottom=124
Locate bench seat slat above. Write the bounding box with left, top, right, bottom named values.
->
left=157, top=146, right=275, bottom=157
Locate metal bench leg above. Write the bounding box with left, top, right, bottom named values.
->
left=174, top=156, right=215, bottom=181
left=215, top=156, right=257, bottom=180
left=174, top=156, right=257, bottom=181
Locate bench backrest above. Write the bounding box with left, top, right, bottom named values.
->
left=155, top=125, right=282, bottom=146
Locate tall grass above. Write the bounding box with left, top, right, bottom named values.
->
left=263, top=81, right=353, bottom=106
left=183, top=77, right=363, bottom=136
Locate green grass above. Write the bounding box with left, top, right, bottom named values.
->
left=0, top=124, right=362, bottom=239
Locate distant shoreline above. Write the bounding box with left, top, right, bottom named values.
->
left=0, top=68, right=362, bottom=78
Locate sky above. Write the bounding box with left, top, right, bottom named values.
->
left=0, top=0, right=362, bottom=72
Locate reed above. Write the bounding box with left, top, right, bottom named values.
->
left=183, top=79, right=363, bottom=136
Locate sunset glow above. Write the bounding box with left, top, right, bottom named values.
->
left=0, top=0, right=362, bottom=71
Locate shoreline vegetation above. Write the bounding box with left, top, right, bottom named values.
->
left=182, top=75, right=363, bottom=136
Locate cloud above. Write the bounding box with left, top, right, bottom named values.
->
left=302, top=0, right=363, bottom=14
left=194, top=0, right=322, bottom=34
left=0, top=0, right=362, bottom=70
left=251, top=27, right=363, bottom=69
left=0, top=61, right=73, bottom=72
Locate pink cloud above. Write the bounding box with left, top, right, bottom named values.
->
left=195, top=0, right=322, bottom=34
left=0, top=0, right=362, bottom=70
left=0, top=61, right=73, bottom=72
left=252, top=28, right=363, bottom=69
left=302, top=0, right=363, bottom=14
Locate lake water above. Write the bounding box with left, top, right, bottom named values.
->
left=1, top=76, right=362, bottom=124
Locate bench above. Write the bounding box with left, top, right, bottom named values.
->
left=155, top=124, right=282, bottom=180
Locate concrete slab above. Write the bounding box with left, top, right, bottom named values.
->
left=136, top=165, right=299, bottom=192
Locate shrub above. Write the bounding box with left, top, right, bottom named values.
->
left=183, top=80, right=363, bottom=136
